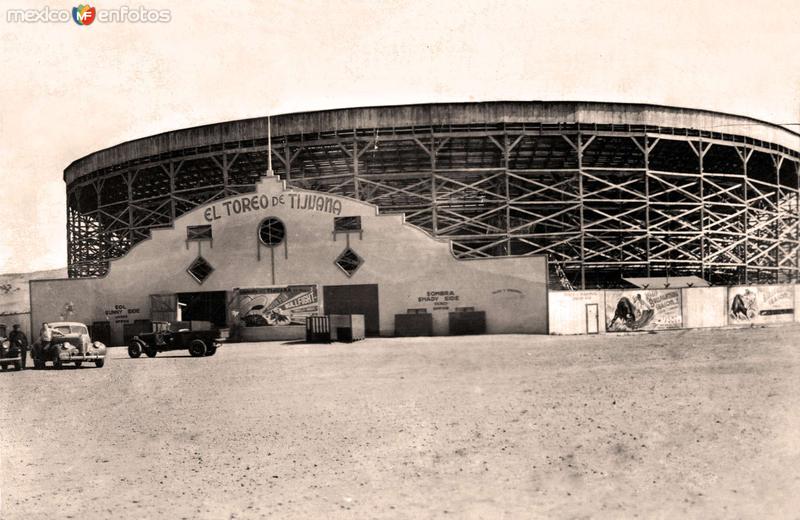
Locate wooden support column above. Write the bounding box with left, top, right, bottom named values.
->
left=431, top=133, right=438, bottom=236
left=740, top=147, right=752, bottom=284
left=696, top=140, right=706, bottom=280
left=504, top=132, right=511, bottom=255
left=577, top=133, right=585, bottom=289
left=644, top=136, right=652, bottom=278
left=168, top=161, right=177, bottom=222
left=66, top=191, right=74, bottom=275
left=284, top=143, right=292, bottom=182
left=352, top=140, right=360, bottom=200
left=127, top=170, right=136, bottom=246
left=774, top=155, right=781, bottom=282
left=221, top=153, right=229, bottom=195
left=796, top=161, right=800, bottom=282
left=489, top=132, right=512, bottom=256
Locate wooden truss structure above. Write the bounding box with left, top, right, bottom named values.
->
left=67, top=123, right=800, bottom=288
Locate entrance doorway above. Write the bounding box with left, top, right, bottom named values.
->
left=176, top=291, right=228, bottom=327
left=586, top=303, right=599, bottom=334
left=322, top=284, right=380, bottom=336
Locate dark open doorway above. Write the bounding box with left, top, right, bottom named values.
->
left=322, top=284, right=380, bottom=336
left=177, top=291, right=228, bottom=327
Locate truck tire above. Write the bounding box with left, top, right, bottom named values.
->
left=94, top=359, right=105, bottom=368
left=128, top=341, right=143, bottom=358
left=145, top=346, right=158, bottom=358
left=188, top=339, right=206, bottom=357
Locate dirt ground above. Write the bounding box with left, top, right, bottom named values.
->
left=1, top=325, right=799, bottom=519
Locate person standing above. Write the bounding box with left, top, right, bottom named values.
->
left=632, top=293, right=652, bottom=319
left=8, top=324, right=29, bottom=369
left=39, top=322, right=52, bottom=354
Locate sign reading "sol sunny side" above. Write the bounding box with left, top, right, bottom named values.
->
left=203, top=193, right=343, bottom=222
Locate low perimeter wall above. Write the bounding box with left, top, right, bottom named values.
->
left=549, top=284, right=798, bottom=335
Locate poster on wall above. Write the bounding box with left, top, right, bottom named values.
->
left=728, top=285, right=794, bottom=324
left=233, top=285, right=319, bottom=327
left=605, top=289, right=682, bottom=332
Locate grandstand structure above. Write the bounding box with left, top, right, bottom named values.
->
left=64, top=102, right=800, bottom=288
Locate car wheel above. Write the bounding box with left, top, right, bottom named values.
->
left=145, top=347, right=157, bottom=358
left=128, top=341, right=143, bottom=358
left=94, top=359, right=105, bottom=368
left=204, top=347, right=217, bottom=356
left=188, top=339, right=206, bottom=357
left=74, top=361, right=82, bottom=369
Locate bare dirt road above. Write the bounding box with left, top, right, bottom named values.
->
left=1, top=326, right=799, bottom=519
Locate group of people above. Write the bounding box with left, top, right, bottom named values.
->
left=2, top=322, right=53, bottom=370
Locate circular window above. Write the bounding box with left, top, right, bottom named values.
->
left=258, top=217, right=285, bottom=246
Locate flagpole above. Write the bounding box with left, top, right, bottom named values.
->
left=267, top=115, right=274, bottom=177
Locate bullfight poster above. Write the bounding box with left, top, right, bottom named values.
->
left=728, top=285, right=794, bottom=325
left=232, top=285, right=319, bottom=327
left=605, top=289, right=682, bottom=332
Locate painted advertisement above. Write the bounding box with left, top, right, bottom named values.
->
left=233, top=285, right=319, bottom=327
left=605, top=289, right=682, bottom=332
left=728, top=285, right=794, bottom=324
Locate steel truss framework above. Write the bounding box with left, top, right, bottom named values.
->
left=67, top=123, right=800, bottom=288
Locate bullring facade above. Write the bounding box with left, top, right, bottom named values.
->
left=33, top=176, right=548, bottom=345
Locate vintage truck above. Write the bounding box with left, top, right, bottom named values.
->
left=127, top=321, right=223, bottom=358
left=31, top=322, right=107, bottom=369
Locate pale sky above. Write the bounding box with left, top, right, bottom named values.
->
left=0, top=0, right=798, bottom=274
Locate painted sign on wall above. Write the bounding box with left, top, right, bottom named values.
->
left=204, top=193, right=343, bottom=222
left=728, top=285, right=794, bottom=324
left=605, top=289, right=682, bottom=332
left=233, top=285, right=319, bottom=327
left=416, top=290, right=461, bottom=311
left=104, top=304, right=141, bottom=324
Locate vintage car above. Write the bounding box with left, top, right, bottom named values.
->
left=128, top=321, right=223, bottom=358
left=31, top=322, right=107, bottom=369
left=0, top=337, right=23, bottom=371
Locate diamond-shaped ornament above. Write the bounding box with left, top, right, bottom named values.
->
left=187, top=256, right=214, bottom=283
left=334, top=248, right=363, bottom=277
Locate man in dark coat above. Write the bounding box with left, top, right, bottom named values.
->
left=8, top=324, right=29, bottom=369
